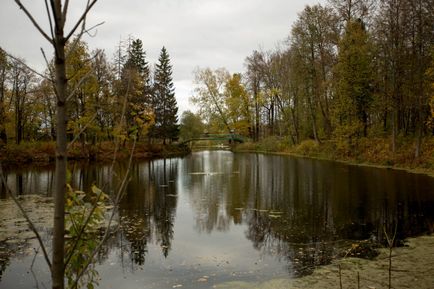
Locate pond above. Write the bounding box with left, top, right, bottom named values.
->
left=1, top=150, right=434, bottom=288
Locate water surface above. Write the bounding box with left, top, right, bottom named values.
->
left=1, top=150, right=434, bottom=288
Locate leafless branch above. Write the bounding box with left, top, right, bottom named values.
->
left=0, top=164, right=52, bottom=272
left=40, top=48, right=55, bottom=83
left=66, top=112, right=98, bottom=149
left=383, top=222, right=398, bottom=289
left=66, top=71, right=93, bottom=101
left=14, top=0, right=53, bottom=44
left=110, top=69, right=132, bottom=176
left=44, top=0, right=55, bottom=41
left=71, top=138, right=136, bottom=289
left=62, top=0, right=70, bottom=22
left=65, top=1, right=90, bottom=60
left=30, top=247, right=41, bottom=289
left=70, top=72, right=135, bottom=288
left=65, top=0, right=99, bottom=42
left=83, top=21, right=105, bottom=38
left=4, top=50, right=51, bottom=81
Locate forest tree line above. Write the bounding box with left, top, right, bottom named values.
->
left=0, top=38, right=179, bottom=147
left=190, top=0, right=434, bottom=158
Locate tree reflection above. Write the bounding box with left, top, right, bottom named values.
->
left=1, top=151, right=434, bottom=279
left=116, top=158, right=178, bottom=267
left=183, top=151, right=237, bottom=233
left=183, top=152, right=434, bottom=277
left=0, top=242, right=10, bottom=282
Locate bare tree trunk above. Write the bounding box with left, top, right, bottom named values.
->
left=52, top=3, right=67, bottom=288
left=414, top=111, right=423, bottom=158
left=0, top=59, right=7, bottom=145
left=391, top=110, right=397, bottom=153
left=13, top=1, right=100, bottom=288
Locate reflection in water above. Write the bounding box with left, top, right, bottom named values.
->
left=0, top=243, right=10, bottom=282
left=115, top=158, right=178, bottom=269
left=178, top=152, right=434, bottom=275
left=1, top=151, right=434, bottom=288
left=0, top=167, right=54, bottom=198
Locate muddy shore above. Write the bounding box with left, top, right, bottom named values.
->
left=215, top=235, right=434, bottom=289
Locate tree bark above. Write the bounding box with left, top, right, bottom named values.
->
left=52, top=2, right=67, bottom=288
left=0, top=63, right=7, bottom=145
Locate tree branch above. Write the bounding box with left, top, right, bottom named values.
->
left=71, top=138, right=136, bottom=289
left=62, top=0, right=70, bottom=24
left=63, top=186, right=103, bottom=268
left=70, top=71, right=135, bottom=288
left=44, top=0, right=55, bottom=41
left=66, top=112, right=98, bottom=149
left=66, top=71, right=93, bottom=101
left=0, top=164, right=52, bottom=272
left=40, top=48, right=56, bottom=84
left=83, top=21, right=105, bottom=38
left=4, top=50, right=51, bottom=82
left=65, top=0, right=99, bottom=42
left=14, top=0, right=54, bottom=44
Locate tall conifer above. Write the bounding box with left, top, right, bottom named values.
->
left=152, top=47, right=179, bottom=143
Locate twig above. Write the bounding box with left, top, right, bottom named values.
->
left=110, top=66, right=132, bottom=177
left=83, top=22, right=105, bottom=38
left=383, top=222, right=398, bottom=289
left=64, top=186, right=104, bottom=268
left=339, top=264, right=343, bottom=289
left=65, top=1, right=89, bottom=61
left=71, top=138, right=137, bottom=289
left=65, top=0, right=99, bottom=42
left=40, top=48, right=55, bottom=83
left=0, top=163, right=52, bottom=272
left=69, top=72, right=134, bottom=288
left=66, top=70, right=93, bottom=101
left=30, top=247, right=41, bottom=289
left=4, top=50, right=51, bottom=81
left=67, top=112, right=98, bottom=149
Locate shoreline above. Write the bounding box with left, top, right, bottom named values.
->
left=0, top=141, right=190, bottom=169
left=233, top=138, right=434, bottom=178
left=215, top=234, right=434, bottom=289
left=234, top=148, right=434, bottom=178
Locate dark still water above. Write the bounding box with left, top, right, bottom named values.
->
left=1, top=150, right=434, bottom=288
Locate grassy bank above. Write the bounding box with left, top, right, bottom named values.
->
left=0, top=141, right=190, bottom=167
left=234, top=136, right=434, bottom=177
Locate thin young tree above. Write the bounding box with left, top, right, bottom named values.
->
left=13, top=1, right=100, bottom=288
left=0, top=48, right=9, bottom=145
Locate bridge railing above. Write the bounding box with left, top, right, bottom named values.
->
left=181, top=133, right=245, bottom=144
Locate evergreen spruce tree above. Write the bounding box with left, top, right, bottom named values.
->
left=125, top=39, right=152, bottom=106
left=334, top=19, right=373, bottom=138
left=152, top=47, right=179, bottom=144
left=120, top=38, right=152, bottom=139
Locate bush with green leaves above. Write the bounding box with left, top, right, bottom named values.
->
left=65, top=184, right=108, bottom=289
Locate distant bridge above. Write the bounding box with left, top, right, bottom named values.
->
left=181, top=133, right=245, bottom=145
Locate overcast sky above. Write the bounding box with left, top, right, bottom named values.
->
left=0, top=0, right=324, bottom=114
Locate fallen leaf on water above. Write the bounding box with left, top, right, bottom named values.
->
left=197, top=278, right=208, bottom=282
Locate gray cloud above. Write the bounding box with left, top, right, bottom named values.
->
left=0, top=0, right=324, bottom=114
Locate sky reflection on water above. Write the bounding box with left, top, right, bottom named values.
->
left=1, top=151, right=434, bottom=288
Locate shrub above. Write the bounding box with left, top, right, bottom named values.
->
left=294, top=139, right=320, bottom=156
